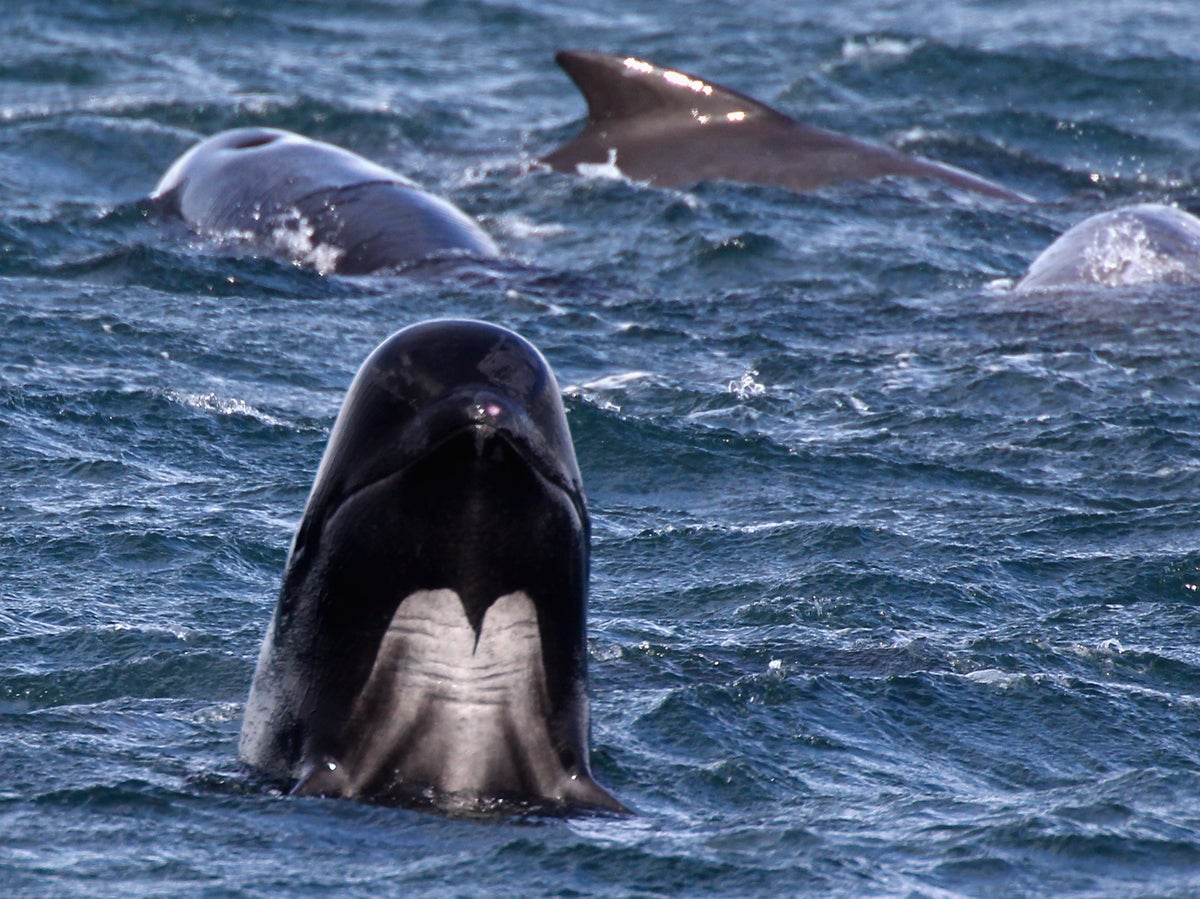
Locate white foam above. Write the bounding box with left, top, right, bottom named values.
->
left=575, top=148, right=628, bottom=182
left=579, top=371, right=655, bottom=391
left=165, top=390, right=285, bottom=427
left=965, top=668, right=1023, bottom=687
left=728, top=369, right=767, bottom=400
left=563, top=370, right=658, bottom=413
left=841, top=36, right=921, bottom=62
left=267, top=207, right=345, bottom=275
left=1077, top=216, right=1192, bottom=286
left=493, top=213, right=568, bottom=240
left=848, top=394, right=871, bottom=414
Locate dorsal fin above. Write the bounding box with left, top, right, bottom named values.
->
left=554, top=50, right=788, bottom=125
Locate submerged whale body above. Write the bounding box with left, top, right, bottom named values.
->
left=152, top=128, right=498, bottom=274
left=541, top=50, right=1029, bottom=201
left=239, top=319, right=625, bottom=815
left=1016, top=204, right=1200, bottom=292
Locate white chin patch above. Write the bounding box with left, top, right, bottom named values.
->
left=337, top=589, right=565, bottom=800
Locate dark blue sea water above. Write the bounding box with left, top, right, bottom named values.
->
left=5, top=1, right=1200, bottom=895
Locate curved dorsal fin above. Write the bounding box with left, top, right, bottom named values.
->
left=554, top=50, right=788, bottom=125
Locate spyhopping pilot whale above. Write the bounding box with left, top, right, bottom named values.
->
left=239, top=319, right=626, bottom=815
left=152, top=128, right=498, bottom=274
left=541, top=50, right=1030, bottom=202
left=1016, top=203, right=1200, bottom=292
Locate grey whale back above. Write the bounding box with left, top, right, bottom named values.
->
left=152, top=127, right=498, bottom=274
left=1016, top=204, right=1200, bottom=292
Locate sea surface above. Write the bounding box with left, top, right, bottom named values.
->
left=4, top=1, right=1200, bottom=896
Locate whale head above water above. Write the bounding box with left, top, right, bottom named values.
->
left=239, top=319, right=625, bottom=816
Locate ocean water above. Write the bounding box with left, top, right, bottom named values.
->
left=4, top=0, right=1200, bottom=895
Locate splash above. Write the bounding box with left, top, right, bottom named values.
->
left=1077, top=216, right=1193, bottom=286
left=727, top=369, right=766, bottom=400
left=575, top=148, right=627, bottom=182
left=267, top=207, right=345, bottom=275
left=165, top=390, right=285, bottom=427
left=841, top=36, right=921, bottom=63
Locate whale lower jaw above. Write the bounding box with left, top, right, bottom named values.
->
left=291, top=589, right=593, bottom=808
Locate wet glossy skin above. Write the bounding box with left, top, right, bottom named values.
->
left=1016, top=204, right=1200, bottom=291
left=542, top=50, right=1031, bottom=201
left=153, top=128, right=498, bottom=273
left=239, top=319, right=625, bottom=815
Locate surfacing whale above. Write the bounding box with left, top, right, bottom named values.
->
left=152, top=128, right=498, bottom=274
left=1016, top=204, right=1200, bottom=292
left=541, top=50, right=1030, bottom=202
left=239, top=319, right=625, bottom=816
